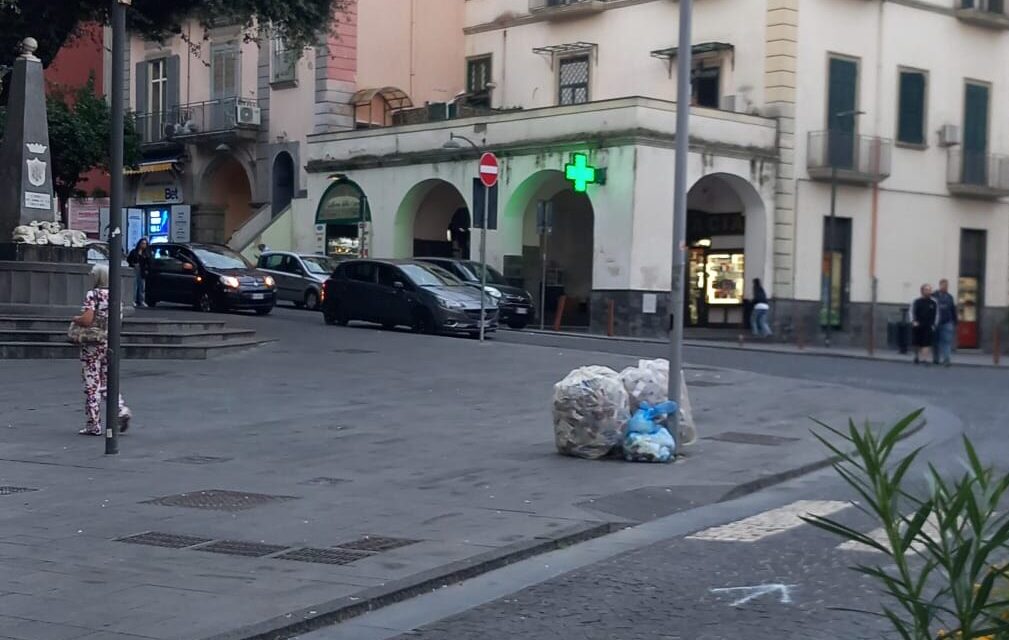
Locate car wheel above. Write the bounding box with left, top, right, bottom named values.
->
left=411, top=310, right=434, bottom=335
left=507, top=320, right=528, bottom=330
left=255, top=307, right=272, bottom=316
left=323, top=304, right=348, bottom=326
left=196, top=292, right=214, bottom=313
left=304, top=290, right=320, bottom=311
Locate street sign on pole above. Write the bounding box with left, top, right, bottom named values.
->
left=479, top=152, right=499, bottom=188
left=472, top=179, right=497, bottom=230
left=536, top=200, right=554, bottom=331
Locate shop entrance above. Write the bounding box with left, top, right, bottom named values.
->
left=316, top=179, right=371, bottom=259
left=395, top=179, right=471, bottom=258
left=957, top=228, right=986, bottom=349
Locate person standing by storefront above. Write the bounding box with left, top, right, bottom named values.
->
left=750, top=278, right=773, bottom=338
left=127, top=237, right=151, bottom=308
left=910, top=283, right=938, bottom=365
left=933, top=278, right=957, bottom=366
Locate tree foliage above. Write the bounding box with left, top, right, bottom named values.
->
left=0, top=0, right=346, bottom=95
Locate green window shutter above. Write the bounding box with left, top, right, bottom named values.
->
left=897, top=71, right=925, bottom=145
left=827, top=57, right=858, bottom=168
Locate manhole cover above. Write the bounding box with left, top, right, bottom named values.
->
left=337, top=535, right=420, bottom=553
left=165, top=456, right=233, bottom=465
left=117, top=532, right=213, bottom=549
left=196, top=540, right=290, bottom=557
left=299, top=477, right=350, bottom=486
left=686, top=380, right=727, bottom=387
left=276, top=547, right=372, bottom=565
left=141, top=489, right=299, bottom=512
left=0, top=486, right=37, bottom=495
left=705, top=431, right=800, bottom=446
left=330, top=348, right=376, bottom=354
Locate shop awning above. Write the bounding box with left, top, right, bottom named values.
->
left=124, top=160, right=176, bottom=176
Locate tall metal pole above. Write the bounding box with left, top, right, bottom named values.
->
left=667, top=0, right=692, bottom=444
left=540, top=228, right=548, bottom=331
left=105, top=0, right=127, bottom=455
left=825, top=165, right=837, bottom=348
left=478, top=186, right=488, bottom=342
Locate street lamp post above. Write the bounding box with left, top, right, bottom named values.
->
left=443, top=133, right=490, bottom=342
left=667, top=0, right=692, bottom=445
left=105, top=0, right=130, bottom=455
left=824, top=109, right=864, bottom=348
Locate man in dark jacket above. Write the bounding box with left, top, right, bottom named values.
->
left=933, top=278, right=957, bottom=366
left=126, top=238, right=151, bottom=308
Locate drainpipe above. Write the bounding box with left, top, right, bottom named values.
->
left=409, top=0, right=416, bottom=98
left=869, top=0, right=885, bottom=355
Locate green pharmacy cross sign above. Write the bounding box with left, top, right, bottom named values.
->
left=564, top=152, right=599, bottom=192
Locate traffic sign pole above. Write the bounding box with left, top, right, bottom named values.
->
left=477, top=153, right=499, bottom=343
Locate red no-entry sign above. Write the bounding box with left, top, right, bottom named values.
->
left=478, top=152, right=499, bottom=188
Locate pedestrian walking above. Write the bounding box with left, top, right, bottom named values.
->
left=69, top=264, right=132, bottom=436
left=126, top=237, right=151, bottom=308
left=933, top=278, right=957, bottom=366
left=750, top=278, right=773, bottom=338
left=910, top=283, right=938, bottom=365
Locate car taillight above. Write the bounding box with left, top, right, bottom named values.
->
left=321, top=281, right=327, bottom=302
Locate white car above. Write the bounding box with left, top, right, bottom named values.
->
left=256, top=251, right=337, bottom=311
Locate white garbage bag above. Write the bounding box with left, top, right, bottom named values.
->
left=552, top=365, right=629, bottom=459
left=619, top=358, right=698, bottom=446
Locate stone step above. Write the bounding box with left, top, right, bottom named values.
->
left=0, top=316, right=228, bottom=333
left=0, top=328, right=257, bottom=345
left=0, top=338, right=271, bottom=360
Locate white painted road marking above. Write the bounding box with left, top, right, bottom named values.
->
left=686, top=500, right=850, bottom=543
left=710, top=583, right=796, bottom=606
left=838, top=514, right=947, bottom=553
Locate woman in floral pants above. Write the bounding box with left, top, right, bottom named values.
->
left=73, top=264, right=132, bottom=436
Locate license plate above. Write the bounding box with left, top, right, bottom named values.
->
left=515, top=308, right=528, bottom=315
left=252, top=293, right=265, bottom=300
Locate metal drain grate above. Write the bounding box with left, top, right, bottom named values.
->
left=330, top=348, right=376, bottom=354
left=275, top=547, right=372, bottom=565
left=299, top=477, right=350, bottom=486
left=141, top=489, right=299, bottom=512
left=0, top=486, right=37, bottom=496
left=196, top=540, right=290, bottom=557
left=165, top=456, right=233, bottom=465
left=686, top=380, right=728, bottom=387
left=336, top=535, right=420, bottom=553
left=117, top=532, right=213, bottom=549
left=705, top=431, right=800, bottom=446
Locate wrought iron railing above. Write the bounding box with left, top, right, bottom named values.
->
left=529, top=0, right=607, bottom=12
left=135, top=98, right=259, bottom=145
left=807, top=130, right=892, bottom=182
left=947, top=149, right=1009, bottom=194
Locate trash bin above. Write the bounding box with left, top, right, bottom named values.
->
left=888, top=317, right=911, bottom=354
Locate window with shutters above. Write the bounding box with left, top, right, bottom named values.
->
left=271, top=36, right=298, bottom=85
left=466, top=56, right=492, bottom=108
left=826, top=55, right=859, bottom=169
left=558, top=55, right=590, bottom=106
left=896, top=69, right=927, bottom=146
left=211, top=44, right=239, bottom=100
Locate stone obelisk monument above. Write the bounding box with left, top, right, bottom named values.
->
left=0, top=37, right=55, bottom=243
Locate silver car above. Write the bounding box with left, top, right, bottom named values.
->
left=256, top=252, right=337, bottom=311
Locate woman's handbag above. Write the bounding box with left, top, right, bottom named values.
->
left=67, top=290, right=109, bottom=345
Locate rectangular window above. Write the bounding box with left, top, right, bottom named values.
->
left=211, top=44, right=239, bottom=100
left=896, top=69, right=926, bottom=146
left=148, top=59, right=167, bottom=116
left=272, top=36, right=298, bottom=84
left=466, top=56, right=492, bottom=108
left=558, top=55, right=590, bottom=106
left=691, top=61, right=720, bottom=108
left=963, top=81, right=990, bottom=185
left=826, top=56, right=859, bottom=169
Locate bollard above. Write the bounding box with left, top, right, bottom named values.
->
left=552, top=295, right=567, bottom=332
left=995, top=326, right=1001, bottom=366
left=738, top=332, right=745, bottom=347
left=606, top=299, right=615, bottom=337
left=797, top=321, right=805, bottom=351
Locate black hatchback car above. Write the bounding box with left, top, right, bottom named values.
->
left=321, top=259, right=497, bottom=335
left=146, top=243, right=277, bottom=314
left=417, top=258, right=534, bottom=329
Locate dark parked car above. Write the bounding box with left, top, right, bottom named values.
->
left=146, top=242, right=277, bottom=314
left=417, top=257, right=534, bottom=329
left=321, top=259, right=498, bottom=335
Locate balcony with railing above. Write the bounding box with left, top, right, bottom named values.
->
left=529, top=0, right=609, bottom=18
left=947, top=149, right=1009, bottom=198
left=135, top=98, right=261, bottom=147
left=806, top=130, right=892, bottom=184
left=955, top=0, right=1009, bottom=28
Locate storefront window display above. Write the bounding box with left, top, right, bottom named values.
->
left=705, top=253, right=745, bottom=305
left=316, top=180, right=370, bottom=259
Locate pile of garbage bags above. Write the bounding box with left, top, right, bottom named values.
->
left=552, top=359, right=697, bottom=463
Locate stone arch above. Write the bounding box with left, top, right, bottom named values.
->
left=394, top=179, right=471, bottom=258
left=271, top=151, right=296, bottom=216
left=197, top=153, right=255, bottom=244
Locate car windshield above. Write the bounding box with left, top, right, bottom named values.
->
left=400, top=263, right=465, bottom=287
left=301, top=256, right=335, bottom=275
left=459, top=261, right=507, bottom=285
left=192, top=246, right=249, bottom=270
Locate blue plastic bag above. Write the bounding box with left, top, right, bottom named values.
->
left=624, top=401, right=678, bottom=463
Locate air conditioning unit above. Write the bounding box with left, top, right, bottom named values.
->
left=236, top=103, right=262, bottom=127
left=939, top=124, right=961, bottom=147
left=719, top=94, right=737, bottom=112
